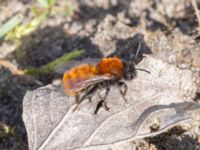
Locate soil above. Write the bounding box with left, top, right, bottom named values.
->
left=0, top=0, right=200, bottom=150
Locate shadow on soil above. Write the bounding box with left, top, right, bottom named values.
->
left=146, top=126, right=200, bottom=150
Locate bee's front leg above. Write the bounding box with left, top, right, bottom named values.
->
left=117, top=81, right=128, bottom=102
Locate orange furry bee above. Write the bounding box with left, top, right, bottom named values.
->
left=63, top=57, right=124, bottom=95
left=61, top=43, right=149, bottom=113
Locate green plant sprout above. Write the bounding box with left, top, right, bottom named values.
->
left=6, top=14, right=47, bottom=41
left=36, top=0, right=56, bottom=9
left=5, top=0, right=77, bottom=44
left=0, top=14, right=23, bottom=39
left=25, top=50, right=85, bottom=76
left=0, top=123, right=15, bottom=139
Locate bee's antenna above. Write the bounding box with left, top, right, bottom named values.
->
left=135, top=68, right=150, bottom=74
left=129, top=42, right=142, bottom=62
left=133, top=42, right=150, bottom=75
left=134, top=41, right=141, bottom=61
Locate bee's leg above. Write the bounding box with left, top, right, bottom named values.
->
left=95, top=83, right=110, bottom=114
left=75, top=95, right=80, bottom=103
left=81, top=85, right=99, bottom=102
left=94, top=100, right=104, bottom=114
left=72, top=95, right=80, bottom=112
left=117, top=81, right=128, bottom=102
left=72, top=85, right=98, bottom=112
left=94, top=100, right=110, bottom=114
left=88, top=97, right=92, bottom=102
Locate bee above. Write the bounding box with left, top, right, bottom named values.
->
left=62, top=42, right=149, bottom=113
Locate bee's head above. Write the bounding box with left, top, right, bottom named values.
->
left=123, top=61, right=136, bottom=80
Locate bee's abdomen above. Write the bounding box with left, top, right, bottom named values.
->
left=63, top=64, right=97, bottom=95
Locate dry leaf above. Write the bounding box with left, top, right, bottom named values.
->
left=23, top=56, right=200, bottom=150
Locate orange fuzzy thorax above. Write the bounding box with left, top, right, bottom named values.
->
left=97, top=57, right=124, bottom=79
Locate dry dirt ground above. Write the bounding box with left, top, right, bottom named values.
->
left=0, top=0, right=200, bottom=150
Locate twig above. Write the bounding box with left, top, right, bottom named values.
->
left=0, top=59, right=43, bottom=85
left=0, top=60, right=24, bottom=75
left=190, top=0, right=200, bottom=32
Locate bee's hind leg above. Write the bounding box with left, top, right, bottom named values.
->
left=72, top=85, right=98, bottom=112
left=72, top=95, right=80, bottom=112
left=75, top=95, right=80, bottom=103
left=81, top=85, right=99, bottom=102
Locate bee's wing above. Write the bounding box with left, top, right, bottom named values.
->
left=55, top=58, right=100, bottom=74
left=64, top=75, right=112, bottom=93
